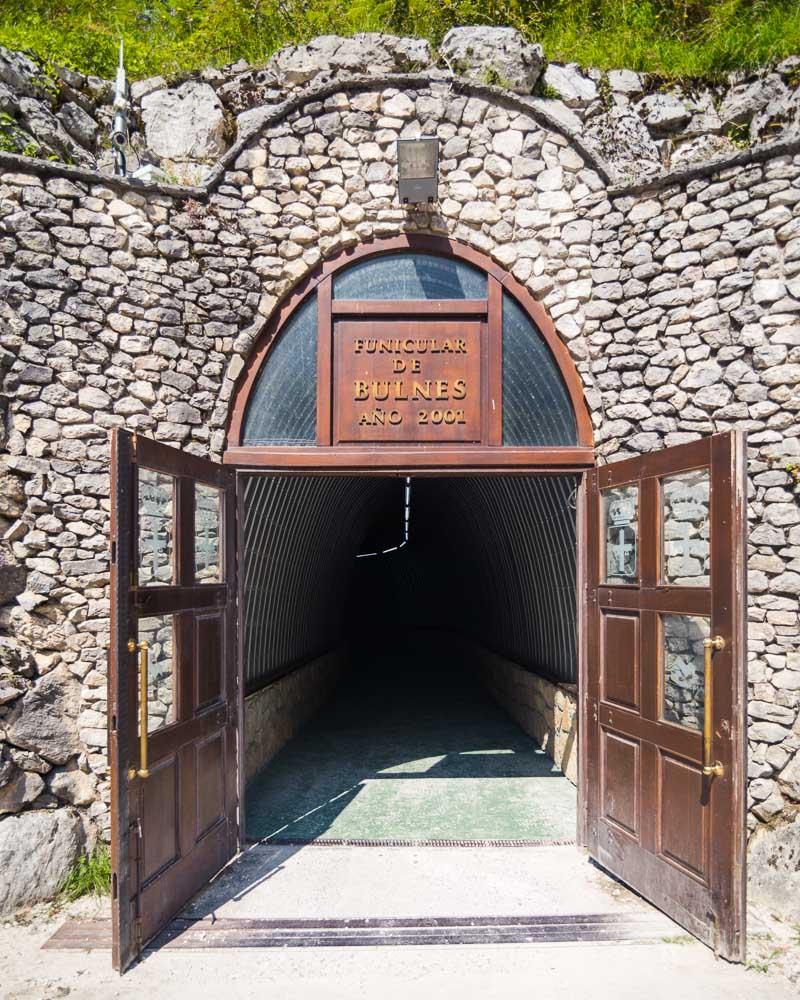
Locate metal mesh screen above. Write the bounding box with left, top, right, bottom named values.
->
left=242, top=294, right=317, bottom=446
left=242, top=474, right=578, bottom=690
left=333, top=252, right=487, bottom=300
left=502, top=292, right=578, bottom=447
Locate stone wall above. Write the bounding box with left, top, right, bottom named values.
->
left=0, top=55, right=799, bottom=912
left=590, top=157, right=800, bottom=840
left=244, top=651, right=345, bottom=786
left=470, top=643, right=578, bottom=785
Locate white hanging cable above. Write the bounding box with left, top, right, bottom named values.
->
left=356, top=477, right=412, bottom=558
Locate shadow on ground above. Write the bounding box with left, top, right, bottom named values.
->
left=244, top=645, right=577, bottom=842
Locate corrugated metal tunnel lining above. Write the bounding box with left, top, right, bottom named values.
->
left=242, top=474, right=578, bottom=693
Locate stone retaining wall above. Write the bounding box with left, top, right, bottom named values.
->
left=471, top=644, right=578, bottom=785
left=0, top=59, right=798, bottom=913
left=244, top=651, right=345, bottom=786
left=2, top=31, right=799, bottom=185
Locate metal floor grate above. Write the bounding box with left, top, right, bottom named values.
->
left=245, top=836, right=577, bottom=847
left=44, top=910, right=677, bottom=952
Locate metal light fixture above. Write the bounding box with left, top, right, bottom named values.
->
left=110, top=40, right=130, bottom=178
left=396, top=137, right=439, bottom=204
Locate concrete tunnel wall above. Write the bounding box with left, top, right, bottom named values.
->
left=241, top=473, right=581, bottom=783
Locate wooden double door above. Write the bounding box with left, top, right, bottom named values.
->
left=109, top=429, right=746, bottom=970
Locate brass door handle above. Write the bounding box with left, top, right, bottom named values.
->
left=128, top=638, right=150, bottom=780
left=702, top=635, right=725, bottom=778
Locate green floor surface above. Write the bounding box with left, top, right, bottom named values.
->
left=245, top=652, right=577, bottom=842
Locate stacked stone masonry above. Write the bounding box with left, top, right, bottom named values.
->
left=471, top=644, right=578, bottom=785
left=0, top=57, right=799, bottom=913
left=244, top=651, right=345, bottom=785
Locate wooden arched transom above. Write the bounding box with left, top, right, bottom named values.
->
left=226, top=236, right=594, bottom=471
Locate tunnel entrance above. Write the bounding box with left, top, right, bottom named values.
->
left=107, top=236, right=746, bottom=969
left=241, top=474, right=579, bottom=845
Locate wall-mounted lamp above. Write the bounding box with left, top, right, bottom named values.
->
left=110, top=39, right=129, bottom=177
left=397, top=137, right=439, bottom=204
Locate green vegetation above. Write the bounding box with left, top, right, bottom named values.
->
left=0, top=111, right=41, bottom=156
left=0, top=1, right=798, bottom=82
left=58, top=844, right=112, bottom=902
left=746, top=947, right=783, bottom=974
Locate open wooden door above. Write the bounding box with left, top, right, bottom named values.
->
left=109, top=430, right=239, bottom=972
left=584, top=431, right=747, bottom=961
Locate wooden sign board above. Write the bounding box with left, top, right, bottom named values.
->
left=334, top=320, right=482, bottom=443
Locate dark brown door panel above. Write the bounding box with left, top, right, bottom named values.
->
left=140, top=755, right=180, bottom=884
left=601, top=612, right=640, bottom=711
left=195, top=729, right=227, bottom=841
left=110, top=430, right=239, bottom=972
left=601, top=728, right=640, bottom=839
left=586, top=432, right=747, bottom=961
left=657, top=751, right=709, bottom=884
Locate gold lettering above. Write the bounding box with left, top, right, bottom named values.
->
left=393, top=380, right=408, bottom=401
left=392, top=358, right=406, bottom=373
left=452, top=378, right=467, bottom=400
left=373, top=381, right=390, bottom=401
left=354, top=338, right=365, bottom=353
left=412, top=380, right=432, bottom=400
left=354, top=380, right=370, bottom=400
left=410, top=359, right=421, bottom=374
left=356, top=409, right=403, bottom=427
left=455, top=338, right=466, bottom=353
left=434, top=379, right=449, bottom=400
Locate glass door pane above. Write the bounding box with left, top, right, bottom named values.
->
left=138, top=614, right=176, bottom=733
left=661, top=613, right=709, bottom=730
left=195, top=483, right=223, bottom=583
left=601, top=484, right=639, bottom=584
left=138, top=468, right=176, bottom=586
left=662, top=469, right=710, bottom=586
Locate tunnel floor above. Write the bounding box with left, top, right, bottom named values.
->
left=245, top=647, right=577, bottom=843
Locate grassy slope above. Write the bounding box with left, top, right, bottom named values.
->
left=0, top=1, right=798, bottom=82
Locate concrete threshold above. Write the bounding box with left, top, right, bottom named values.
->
left=44, top=844, right=681, bottom=954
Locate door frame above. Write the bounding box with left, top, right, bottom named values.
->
left=230, top=462, right=593, bottom=855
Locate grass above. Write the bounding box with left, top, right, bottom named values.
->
left=0, top=1, right=797, bottom=84
left=58, top=844, right=112, bottom=903
left=746, top=947, right=783, bottom=974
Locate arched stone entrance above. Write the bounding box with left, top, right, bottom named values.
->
left=108, top=235, right=746, bottom=971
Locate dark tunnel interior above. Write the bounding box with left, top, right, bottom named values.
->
left=242, top=474, right=579, bottom=694
left=240, top=473, right=580, bottom=842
